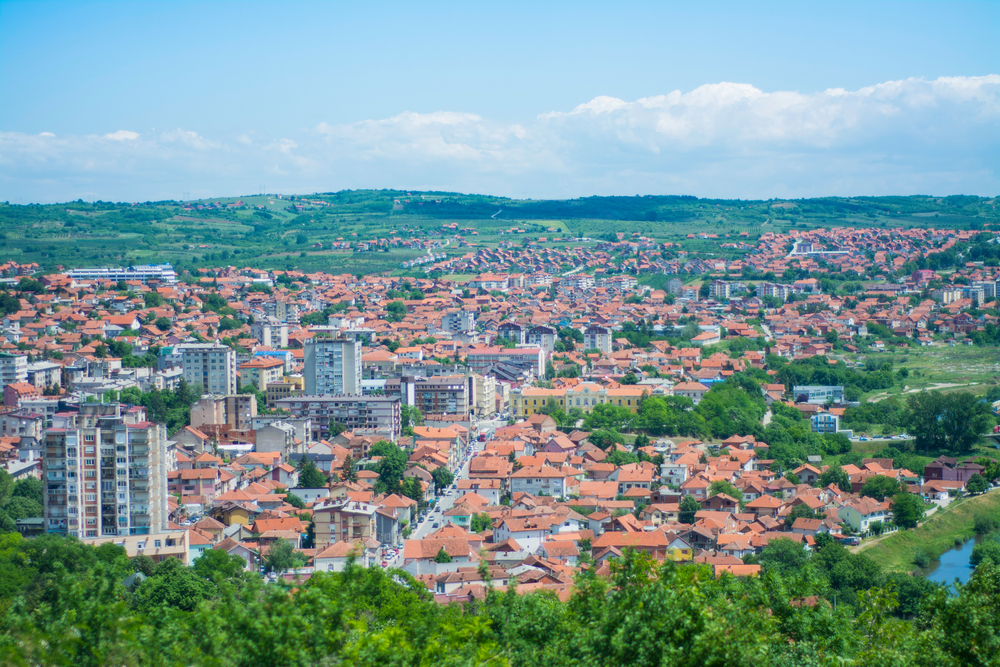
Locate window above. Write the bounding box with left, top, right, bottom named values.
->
left=154, top=540, right=162, bottom=548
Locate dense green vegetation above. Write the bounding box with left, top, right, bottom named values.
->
left=6, top=531, right=1000, bottom=665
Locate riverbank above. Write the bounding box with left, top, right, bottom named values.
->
left=861, top=491, right=1000, bottom=572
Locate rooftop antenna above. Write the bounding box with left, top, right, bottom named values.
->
left=182, top=192, right=190, bottom=202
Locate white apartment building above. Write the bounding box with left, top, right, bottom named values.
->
left=583, top=325, right=612, bottom=355
left=304, top=335, right=362, bottom=396
left=0, top=352, right=28, bottom=386
left=180, top=344, right=237, bottom=395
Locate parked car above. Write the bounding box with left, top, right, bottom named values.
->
left=432, top=522, right=440, bottom=528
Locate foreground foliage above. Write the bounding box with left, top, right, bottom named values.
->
left=2, top=533, right=1000, bottom=666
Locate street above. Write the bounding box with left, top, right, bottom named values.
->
left=384, top=415, right=496, bottom=567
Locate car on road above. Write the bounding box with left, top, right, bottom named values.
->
left=432, top=522, right=440, bottom=528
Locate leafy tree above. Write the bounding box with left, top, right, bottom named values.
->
left=193, top=548, right=249, bottom=584
left=471, top=513, right=493, bottom=533
left=297, top=460, right=327, bottom=488
left=966, top=473, right=989, bottom=495
left=784, top=503, right=819, bottom=528
left=588, top=429, right=624, bottom=450
left=819, top=464, right=851, bottom=491
left=282, top=492, right=306, bottom=509
left=970, top=539, right=1000, bottom=568
left=340, top=455, right=358, bottom=483
left=708, top=480, right=741, bottom=500
left=431, top=466, right=454, bottom=491
left=759, top=537, right=809, bottom=575
left=890, top=493, right=924, bottom=529
left=679, top=494, right=700, bottom=524
left=1, top=496, right=42, bottom=521
left=385, top=301, right=406, bottom=322
left=621, top=371, right=639, bottom=385
left=605, top=450, right=639, bottom=466
left=328, top=420, right=348, bottom=438
left=903, top=391, right=991, bottom=454
left=264, top=538, right=307, bottom=574
left=433, top=548, right=453, bottom=563
left=368, top=441, right=408, bottom=494
left=137, top=557, right=215, bottom=612
left=860, top=475, right=904, bottom=501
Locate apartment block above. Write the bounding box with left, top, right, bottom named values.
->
left=583, top=325, right=612, bottom=355
left=304, top=334, right=362, bottom=396
left=43, top=403, right=168, bottom=538
left=0, top=352, right=28, bottom=387
left=190, top=394, right=258, bottom=431
left=179, top=343, right=237, bottom=395
left=274, top=395, right=401, bottom=442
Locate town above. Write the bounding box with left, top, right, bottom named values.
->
left=1, top=216, right=998, bottom=610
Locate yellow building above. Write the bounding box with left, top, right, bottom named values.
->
left=512, top=384, right=650, bottom=418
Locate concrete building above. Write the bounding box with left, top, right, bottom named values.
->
left=66, top=263, right=178, bottom=285
left=312, top=499, right=378, bottom=549
left=583, top=325, right=612, bottom=355
left=526, top=325, right=557, bottom=353
left=266, top=380, right=303, bottom=407
left=250, top=318, right=289, bottom=348
left=43, top=403, right=169, bottom=538
left=465, top=347, right=545, bottom=380
left=275, top=395, right=401, bottom=442
left=238, top=357, right=285, bottom=390
left=410, top=375, right=470, bottom=417
left=496, top=322, right=525, bottom=345
left=810, top=413, right=840, bottom=434
left=0, top=352, right=28, bottom=387
left=25, top=361, right=62, bottom=390
left=792, top=385, right=845, bottom=405
left=180, top=344, right=237, bottom=395
left=190, top=394, right=258, bottom=431
left=304, top=334, right=362, bottom=396
left=441, top=309, right=476, bottom=334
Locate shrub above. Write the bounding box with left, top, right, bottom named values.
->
left=974, top=513, right=999, bottom=535
left=913, top=548, right=931, bottom=569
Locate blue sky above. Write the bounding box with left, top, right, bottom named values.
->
left=1, top=0, right=998, bottom=203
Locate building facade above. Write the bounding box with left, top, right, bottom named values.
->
left=275, top=395, right=401, bottom=442
left=304, top=335, right=362, bottom=396
left=180, top=344, right=238, bottom=395
left=43, top=403, right=169, bottom=539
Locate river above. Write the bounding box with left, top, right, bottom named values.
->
left=923, top=535, right=985, bottom=588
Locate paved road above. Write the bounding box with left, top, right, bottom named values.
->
left=384, top=416, right=495, bottom=567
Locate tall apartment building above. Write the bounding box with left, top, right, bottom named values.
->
left=0, top=352, right=28, bottom=387
left=410, top=375, right=470, bottom=416
left=179, top=344, right=237, bottom=394
left=43, top=403, right=169, bottom=538
left=304, top=334, right=362, bottom=396
left=583, top=325, right=612, bottom=355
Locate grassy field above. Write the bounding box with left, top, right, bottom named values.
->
left=861, top=491, right=1000, bottom=572
left=848, top=345, right=1000, bottom=402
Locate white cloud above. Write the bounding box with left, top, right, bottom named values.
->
left=1, top=76, right=998, bottom=202
left=38, top=132, right=55, bottom=137
left=103, top=130, right=139, bottom=141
